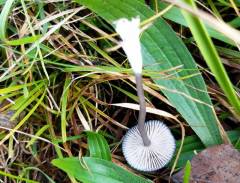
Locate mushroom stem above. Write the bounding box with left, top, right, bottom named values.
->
left=135, top=73, right=151, bottom=146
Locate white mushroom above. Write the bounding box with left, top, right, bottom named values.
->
left=114, top=17, right=176, bottom=172
left=122, top=120, right=175, bottom=171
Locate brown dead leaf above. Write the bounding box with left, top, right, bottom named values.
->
left=173, top=144, right=240, bottom=183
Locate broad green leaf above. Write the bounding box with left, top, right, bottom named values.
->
left=75, top=0, right=223, bottom=146
left=52, top=157, right=152, bottom=183
left=86, top=131, right=111, bottom=161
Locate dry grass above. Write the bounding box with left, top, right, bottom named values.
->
left=0, top=0, right=240, bottom=182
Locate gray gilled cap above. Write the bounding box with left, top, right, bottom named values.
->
left=122, top=120, right=175, bottom=172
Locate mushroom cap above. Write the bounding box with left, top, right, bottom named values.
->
left=122, top=120, right=175, bottom=172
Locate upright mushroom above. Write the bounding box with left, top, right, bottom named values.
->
left=114, top=17, right=176, bottom=172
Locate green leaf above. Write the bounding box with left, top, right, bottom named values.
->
left=5, top=35, right=42, bottom=45
left=75, top=0, right=223, bottom=146
left=52, top=157, right=152, bottom=183
left=183, top=161, right=191, bottom=183
left=86, top=131, right=111, bottom=161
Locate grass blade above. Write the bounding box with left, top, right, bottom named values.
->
left=0, top=0, right=15, bottom=40
left=0, top=83, right=35, bottom=95
left=157, top=2, right=234, bottom=45
left=5, top=35, right=42, bottom=46
left=61, top=75, right=71, bottom=143
left=183, top=161, right=191, bottom=183
left=181, top=0, right=240, bottom=116
left=0, top=169, right=38, bottom=183
left=0, top=90, right=46, bottom=144
left=26, top=124, right=50, bottom=148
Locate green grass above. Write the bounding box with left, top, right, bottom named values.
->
left=183, top=161, right=191, bottom=183
left=0, top=0, right=239, bottom=182
left=181, top=0, right=240, bottom=118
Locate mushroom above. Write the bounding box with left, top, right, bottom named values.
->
left=114, top=17, right=175, bottom=172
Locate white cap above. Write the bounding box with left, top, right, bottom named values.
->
left=114, top=17, right=143, bottom=74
